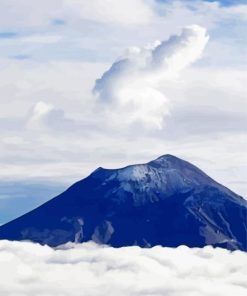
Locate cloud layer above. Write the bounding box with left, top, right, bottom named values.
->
left=0, top=240, right=246, bottom=296
left=94, top=25, right=209, bottom=128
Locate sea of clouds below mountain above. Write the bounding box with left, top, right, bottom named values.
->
left=0, top=240, right=246, bottom=296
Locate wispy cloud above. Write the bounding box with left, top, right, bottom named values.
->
left=20, top=34, right=62, bottom=44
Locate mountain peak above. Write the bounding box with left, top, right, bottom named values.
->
left=153, top=154, right=179, bottom=160
left=149, top=154, right=199, bottom=168
left=94, top=154, right=202, bottom=175
left=93, top=154, right=192, bottom=176
left=149, top=154, right=188, bottom=167
left=91, top=154, right=213, bottom=197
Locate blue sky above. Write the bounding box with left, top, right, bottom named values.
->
left=158, top=0, right=247, bottom=5
left=0, top=0, right=246, bottom=224
left=0, top=181, right=66, bottom=225
left=206, top=0, right=247, bottom=5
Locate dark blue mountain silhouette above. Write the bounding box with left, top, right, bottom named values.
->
left=0, top=155, right=246, bottom=250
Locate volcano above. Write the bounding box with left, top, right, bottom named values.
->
left=0, top=154, right=246, bottom=250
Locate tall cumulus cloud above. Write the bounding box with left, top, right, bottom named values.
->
left=94, top=25, right=209, bottom=128
left=0, top=240, right=246, bottom=296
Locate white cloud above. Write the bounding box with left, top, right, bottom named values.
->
left=0, top=0, right=61, bottom=30
left=94, top=25, right=209, bottom=128
left=0, top=240, right=246, bottom=296
left=0, top=0, right=156, bottom=30
left=29, top=101, right=54, bottom=122
left=63, top=0, right=155, bottom=26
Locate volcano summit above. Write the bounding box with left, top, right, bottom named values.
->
left=0, top=155, right=246, bottom=251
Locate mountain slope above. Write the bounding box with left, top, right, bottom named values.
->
left=0, top=154, right=246, bottom=250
